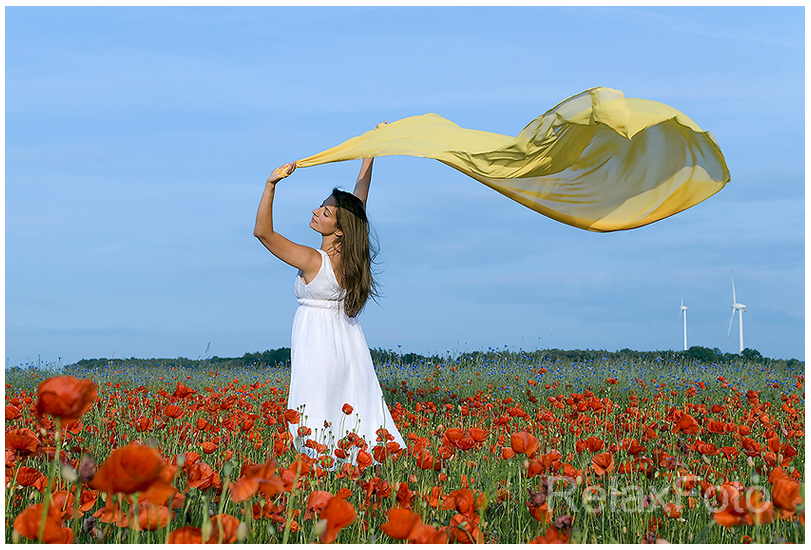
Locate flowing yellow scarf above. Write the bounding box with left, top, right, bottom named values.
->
left=296, top=88, right=729, bottom=232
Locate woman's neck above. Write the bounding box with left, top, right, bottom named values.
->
left=321, top=234, right=341, bottom=257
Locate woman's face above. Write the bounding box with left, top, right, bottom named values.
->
left=310, top=195, right=341, bottom=237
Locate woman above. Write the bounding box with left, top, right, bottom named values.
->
left=254, top=154, right=405, bottom=463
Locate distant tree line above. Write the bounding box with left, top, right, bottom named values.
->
left=67, top=345, right=801, bottom=372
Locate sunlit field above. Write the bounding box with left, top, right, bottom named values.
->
left=5, top=349, right=804, bottom=544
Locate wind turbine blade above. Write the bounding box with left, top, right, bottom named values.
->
left=727, top=309, right=736, bottom=339
left=731, top=270, right=736, bottom=304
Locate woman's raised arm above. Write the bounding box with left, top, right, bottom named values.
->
left=352, top=122, right=386, bottom=207
left=254, top=163, right=322, bottom=277
left=352, top=158, right=374, bottom=208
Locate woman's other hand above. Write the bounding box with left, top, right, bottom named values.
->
left=267, top=162, right=296, bottom=185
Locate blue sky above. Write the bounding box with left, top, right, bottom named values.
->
left=5, top=6, right=805, bottom=366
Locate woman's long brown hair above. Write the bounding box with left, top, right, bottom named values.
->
left=331, top=188, right=379, bottom=318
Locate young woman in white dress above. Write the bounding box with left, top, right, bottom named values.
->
left=254, top=153, right=405, bottom=463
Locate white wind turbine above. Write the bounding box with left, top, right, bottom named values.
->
left=679, top=295, right=688, bottom=351
left=727, top=270, right=746, bottom=353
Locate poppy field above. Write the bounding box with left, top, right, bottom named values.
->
left=4, top=349, right=805, bottom=544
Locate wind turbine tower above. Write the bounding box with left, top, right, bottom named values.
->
left=679, top=295, right=688, bottom=351
left=727, top=270, right=746, bottom=353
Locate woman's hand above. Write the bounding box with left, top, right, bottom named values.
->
left=267, top=162, right=296, bottom=185
left=375, top=121, right=388, bottom=130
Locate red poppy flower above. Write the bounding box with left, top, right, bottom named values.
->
left=6, top=428, right=39, bottom=457
left=135, top=417, right=153, bottom=432
left=233, top=457, right=284, bottom=503
left=455, top=437, right=477, bottom=451
left=208, top=514, right=240, bottom=543
left=342, top=403, right=354, bottom=415
left=171, top=383, right=196, bottom=399
left=240, top=418, right=256, bottom=432
left=284, top=409, right=301, bottom=424
left=742, top=490, right=774, bottom=526
left=663, top=503, right=683, bottom=519
left=443, top=488, right=480, bottom=518
left=713, top=493, right=748, bottom=528
left=706, top=420, right=726, bottom=434
left=319, top=496, right=356, bottom=543
left=164, top=404, right=184, bottom=419
left=15, top=466, right=47, bottom=490
left=530, top=514, right=574, bottom=543
left=356, top=450, right=373, bottom=469
left=202, top=440, right=218, bottom=454
left=230, top=477, right=259, bottom=503
left=297, top=426, right=312, bottom=437
left=13, top=503, right=73, bottom=543
left=93, top=499, right=128, bottom=527
left=187, top=460, right=222, bottom=491
left=591, top=452, right=615, bottom=476
left=35, top=376, right=97, bottom=423
left=303, top=490, right=333, bottom=520
left=438, top=444, right=455, bottom=460
left=671, top=414, right=700, bottom=435
left=6, top=404, right=21, bottom=420
left=425, top=485, right=443, bottom=508
left=772, top=477, right=802, bottom=517
left=48, top=490, right=80, bottom=520
left=168, top=526, right=202, bottom=543
left=89, top=443, right=170, bottom=495
left=445, top=428, right=466, bottom=446
left=510, top=431, right=540, bottom=456
left=527, top=498, right=552, bottom=524
left=138, top=504, right=174, bottom=531
left=468, top=427, right=487, bottom=442
left=409, top=523, right=448, bottom=544
left=448, top=512, right=483, bottom=543
left=79, top=489, right=98, bottom=512
left=576, top=436, right=604, bottom=453
left=719, top=446, right=739, bottom=460
left=380, top=507, right=423, bottom=540
left=415, top=450, right=439, bottom=470
left=376, top=427, right=392, bottom=442
left=395, top=481, right=417, bottom=508
left=628, top=442, right=647, bottom=455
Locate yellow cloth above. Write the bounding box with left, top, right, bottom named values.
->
left=296, top=88, right=729, bottom=232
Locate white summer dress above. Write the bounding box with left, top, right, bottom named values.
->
left=287, top=249, right=405, bottom=460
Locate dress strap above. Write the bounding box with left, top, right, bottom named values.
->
left=317, top=248, right=341, bottom=287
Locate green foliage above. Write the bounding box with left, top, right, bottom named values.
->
left=65, top=345, right=799, bottom=377
left=742, top=347, right=763, bottom=360
left=687, top=346, right=717, bottom=363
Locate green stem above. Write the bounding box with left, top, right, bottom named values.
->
left=38, top=422, right=62, bottom=543
left=129, top=491, right=140, bottom=543
left=5, top=462, right=22, bottom=522
left=115, top=494, right=124, bottom=544
left=282, top=463, right=303, bottom=544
